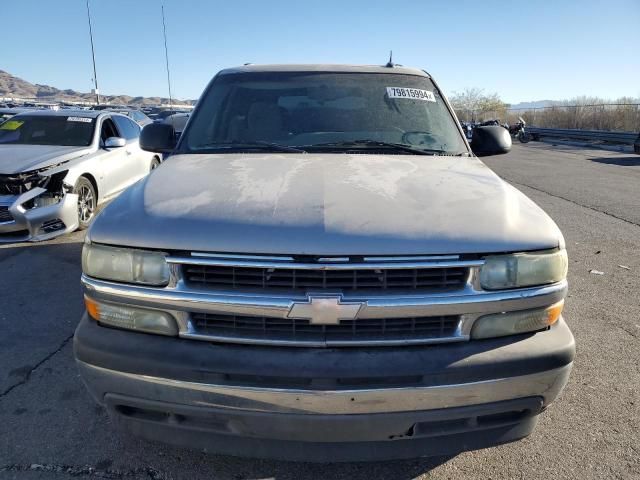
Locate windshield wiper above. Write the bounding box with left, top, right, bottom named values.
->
left=302, top=140, right=447, bottom=155
left=195, top=141, right=306, bottom=153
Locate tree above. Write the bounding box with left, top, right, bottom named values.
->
left=449, top=88, right=507, bottom=122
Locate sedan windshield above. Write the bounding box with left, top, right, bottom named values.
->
left=0, top=115, right=96, bottom=146
left=183, top=71, right=468, bottom=155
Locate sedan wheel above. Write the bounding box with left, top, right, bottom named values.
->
left=74, top=177, right=97, bottom=230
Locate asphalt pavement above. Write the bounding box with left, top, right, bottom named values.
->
left=0, top=142, right=638, bottom=479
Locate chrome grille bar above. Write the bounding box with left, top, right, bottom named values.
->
left=190, top=312, right=461, bottom=342
left=167, top=255, right=483, bottom=270
left=182, top=264, right=470, bottom=291
left=81, top=274, right=568, bottom=347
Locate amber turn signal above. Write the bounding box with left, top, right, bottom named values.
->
left=84, top=296, right=101, bottom=320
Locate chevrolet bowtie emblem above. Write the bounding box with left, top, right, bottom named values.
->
left=287, top=295, right=364, bottom=325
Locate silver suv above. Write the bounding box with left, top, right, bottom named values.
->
left=74, top=64, right=574, bottom=462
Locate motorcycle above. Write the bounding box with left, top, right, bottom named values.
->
left=509, top=117, right=531, bottom=143
left=461, top=122, right=473, bottom=139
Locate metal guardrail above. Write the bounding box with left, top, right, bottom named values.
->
left=526, top=127, right=638, bottom=145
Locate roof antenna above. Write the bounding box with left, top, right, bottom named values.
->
left=386, top=50, right=394, bottom=68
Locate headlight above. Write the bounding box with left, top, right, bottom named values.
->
left=471, top=300, right=564, bottom=339
left=479, top=249, right=567, bottom=290
left=30, top=193, right=62, bottom=209
left=82, top=242, right=170, bottom=286
left=85, top=296, right=178, bottom=336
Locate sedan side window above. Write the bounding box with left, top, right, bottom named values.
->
left=112, top=115, right=141, bottom=140
left=100, top=118, right=120, bottom=146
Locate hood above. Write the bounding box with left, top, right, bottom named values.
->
left=0, top=144, right=92, bottom=174
left=89, top=153, right=563, bottom=256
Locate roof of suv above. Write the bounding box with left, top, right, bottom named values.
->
left=219, top=64, right=431, bottom=77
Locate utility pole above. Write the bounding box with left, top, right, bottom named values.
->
left=86, top=0, right=100, bottom=105
left=161, top=2, right=173, bottom=108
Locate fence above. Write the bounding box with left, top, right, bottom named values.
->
left=526, top=127, right=637, bottom=145
left=508, top=104, right=640, bottom=132
left=457, top=104, right=640, bottom=133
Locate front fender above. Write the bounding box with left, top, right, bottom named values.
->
left=56, top=151, right=107, bottom=202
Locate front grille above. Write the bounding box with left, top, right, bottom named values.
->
left=190, top=312, right=460, bottom=345
left=0, top=206, right=13, bottom=223
left=184, top=265, right=469, bottom=292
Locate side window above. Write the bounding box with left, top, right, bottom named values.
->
left=100, top=117, right=119, bottom=145
left=112, top=115, right=140, bottom=140
left=128, top=117, right=141, bottom=137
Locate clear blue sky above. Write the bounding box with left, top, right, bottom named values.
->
left=3, top=0, right=639, bottom=104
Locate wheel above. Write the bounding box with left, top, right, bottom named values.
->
left=150, top=156, right=161, bottom=171
left=518, top=131, right=531, bottom=144
left=74, top=177, right=97, bottom=230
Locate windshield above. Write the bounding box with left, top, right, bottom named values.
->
left=0, top=115, right=96, bottom=146
left=182, top=72, right=468, bottom=155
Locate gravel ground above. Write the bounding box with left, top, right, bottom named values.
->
left=0, top=143, right=638, bottom=479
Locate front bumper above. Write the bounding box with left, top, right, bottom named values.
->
left=0, top=191, right=79, bottom=242
left=74, top=314, right=574, bottom=461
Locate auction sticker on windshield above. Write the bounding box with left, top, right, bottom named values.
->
left=0, top=120, right=24, bottom=130
left=386, top=87, right=436, bottom=102
left=67, top=117, right=93, bottom=123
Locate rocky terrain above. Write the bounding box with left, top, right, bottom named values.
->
left=0, top=69, right=194, bottom=106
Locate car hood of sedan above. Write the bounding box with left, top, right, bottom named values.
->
left=90, top=152, right=564, bottom=255
left=0, top=144, right=91, bottom=174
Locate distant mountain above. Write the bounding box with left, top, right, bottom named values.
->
left=507, top=100, right=563, bottom=110
left=0, top=70, right=195, bottom=106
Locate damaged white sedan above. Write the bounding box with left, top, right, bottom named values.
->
left=0, top=110, right=160, bottom=242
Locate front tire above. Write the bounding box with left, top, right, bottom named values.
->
left=74, top=177, right=97, bottom=230
left=518, top=131, right=531, bottom=143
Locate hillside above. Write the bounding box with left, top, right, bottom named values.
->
left=508, top=100, right=561, bottom=110
left=0, top=70, right=195, bottom=106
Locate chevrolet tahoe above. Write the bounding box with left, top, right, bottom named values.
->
left=74, top=64, right=574, bottom=462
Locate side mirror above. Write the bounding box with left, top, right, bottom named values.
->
left=471, top=126, right=512, bottom=157
left=140, top=123, right=176, bottom=153
left=104, top=137, right=126, bottom=148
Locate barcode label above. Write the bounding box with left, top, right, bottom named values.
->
left=386, top=87, right=436, bottom=102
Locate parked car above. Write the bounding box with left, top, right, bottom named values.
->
left=90, top=104, right=128, bottom=111
left=108, top=108, right=153, bottom=127
left=0, top=107, right=34, bottom=124
left=0, top=110, right=160, bottom=242
left=141, top=106, right=163, bottom=116
left=152, top=109, right=190, bottom=123
left=128, top=109, right=153, bottom=127
left=163, top=112, right=189, bottom=138
left=634, top=132, right=640, bottom=154
left=75, top=64, right=573, bottom=462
